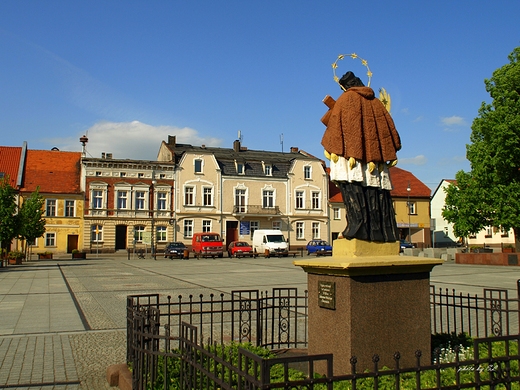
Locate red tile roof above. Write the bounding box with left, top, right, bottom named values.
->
left=0, top=146, right=23, bottom=188
left=327, top=166, right=431, bottom=202
left=20, top=150, right=82, bottom=194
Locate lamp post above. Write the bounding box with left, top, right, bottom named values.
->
left=151, top=171, right=156, bottom=260
left=407, top=181, right=411, bottom=243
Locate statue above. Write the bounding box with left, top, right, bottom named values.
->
left=321, top=63, right=401, bottom=243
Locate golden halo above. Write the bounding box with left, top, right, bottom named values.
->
left=332, top=53, right=372, bottom=90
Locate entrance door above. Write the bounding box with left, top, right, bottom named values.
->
left=115, top=225, right=127, bottom=250
left=226, top=221, right=238, bottom=248
left=67, top=235, right=79, bottom=253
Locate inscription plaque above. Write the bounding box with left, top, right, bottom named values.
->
left=318, top=281, right=336, bottom=309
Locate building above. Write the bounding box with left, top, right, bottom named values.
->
left=19, top=149, right=84, bottom=254
left=431, top=179, right=514, bottom=249
left=328, top=166, right=432, bottom=248
left=157, top=136, right=329, bottom=250
left=82, top=154, right=176, bottom=254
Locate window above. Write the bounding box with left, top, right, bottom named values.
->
left=304, top=166, right=311, bottom=180
left=263, top=190, right=274, bottom=208
left=202, top=220, right=212, bottom=232
left=264, top=164, right=272, bottom=176
left=46, top=199, right=56, bottom=217
left=138, top=173, right=144, bottom=178
left=203, top=187, right=213, bottom=206
left=65, top=200, right=75, bottom=217
left=92, top=190, right=103, bottom=209
left=134, top=226, right=145, bottom=242
left=194, top=159, right=203, bottom=174
left=120, top=172, right=126, bottom=177
left=117, top=191, right=128, bottom=209
left=95, top=171, right=102, bottom=177
left=295, top=191, right=304, bottom=209
left=135, top=191, right=146, bottom=210
left=312, top=222, right=319, bottom=239
left=237, top=162, right=245, bottom=175
left=91, top=225, right=103, bottom=242
left=250, top=221, right=259, bottom=239
left=184, top=220, right=193, bottom=238
left=296, top=222, right=304, bottom=239
left=408, top=201, right=416, bottom=215
left=333, top=208, right=341, bottom=220
left=311, top=192, right=320, bottom=209
left=485, top=226, right=492, bottom=238
left=156, top=226, right=167, bottom=242
left=157, top=192, right=167, bottom=210
left=272, top=221, right=282, bottom=230
left=159, top=173, right=166, bottom=179
left=235, top=189, right=246, bottom=213
left=184, top=186, right=194, bottom=206
left=45, top=232, right=56, bottom=247
left=501, top=228, right=509, bottom=238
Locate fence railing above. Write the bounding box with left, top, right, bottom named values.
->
left=127, top=282, right=520, bottom=389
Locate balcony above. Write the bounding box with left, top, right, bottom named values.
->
left=232, top=205, right=281, bottom=216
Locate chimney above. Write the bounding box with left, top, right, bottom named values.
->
left=101, top=152, right=105, bottom=159
left=168, top=135, right=176, bottom=146
left=106, top=153, right=113, bottom=159
left=233, top=140, right=241, bottom=152
left=290, top=147, right=299, bottom=153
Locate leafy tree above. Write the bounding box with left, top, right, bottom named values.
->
left=18, top=187, right=46, bottom=257
left=0, top=177, right=19, bottom=257
left=443, top=47, right=520, bottom=248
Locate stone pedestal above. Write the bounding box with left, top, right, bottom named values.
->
left=294, top=239, right=443, bottom=374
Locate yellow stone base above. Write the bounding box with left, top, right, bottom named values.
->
left=332, top=238, right=400, bottom=257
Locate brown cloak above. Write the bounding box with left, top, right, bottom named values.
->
left=321, top=86, right=401, bottom=163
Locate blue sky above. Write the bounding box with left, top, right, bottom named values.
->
left=1, top=1, right=519, bottom=190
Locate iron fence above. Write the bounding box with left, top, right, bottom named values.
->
left=127, top=282, right=520, bottom=389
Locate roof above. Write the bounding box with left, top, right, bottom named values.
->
left=327, top=166, right=431, bottom=202
left=431, top=179, right=456, bottom=199
left=20, top=150, right=82, bottom=194
left=0, top=146, right=23, bottom=188
left=167, top=140, right=319, bottom=179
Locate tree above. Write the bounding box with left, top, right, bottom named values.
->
left=18, top=187, right=46, bottom=257
left=443, top=47, right=520, bottom=248
left=0, top=177, right=19, bottom=257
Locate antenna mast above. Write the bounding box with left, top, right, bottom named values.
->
left=280, top=133, right=284, bottom=153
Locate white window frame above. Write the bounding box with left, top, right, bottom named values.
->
left=45, top=232, right=56, bottom=247
left=157, top=191, right=167, bottom=210
left=304, top=165, right=312, bottom=180
left=92, top=190, right=103, bottom=209
left=262, top=189, right=274, bottom=209
left=408, top=201, right=416, bottom=215
left=333, top=207, right=341, bottom=220
left=235, top=188, right=246, bottom=213
left=295, top=191, right=304, bottom=209
left=312, top=222, right=320, bottom=240
left=184, top=186, right=195, bottom=206
left=296, top=222, right=304, bottom=239
left=117, top=190, right=129, bottom=210
left=134, top=225, right=145, bottom=243
left=156, top=226, right=167, bottom=242
left=264, top=164, right=272, bottom=176
left=250, top=221, right=260, bottom=239
left=272, top=221, right=282, bottom=230
left=202, top=187, right=213, bottom=207
left=135, top=191, right=146, bottom=210
left=194, top=159, right=203, bottom=174
left=91, top=224, right=103, bottom=242
left=64, top=200, right=75, bottom=217
left=184, top=220, right=194, bottom=238
left=46, top=199, right=57, bottom=217
left=311, top=191, right=320, bottom=210
left=236, top=162, right=245, bottom=175
left=202, top=220, right=212, bottom=233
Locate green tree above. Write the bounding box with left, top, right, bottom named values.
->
left=443, top=47, right=520, bottom=248
left=18, top=187, right=46, bottom=257
left=0, top=177, right=19, bottom=257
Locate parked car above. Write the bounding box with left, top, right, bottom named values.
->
left=192, top=232, right=224, bottom=258
left=227, top=241, right=254, bottom=258
left=306, top=240, right=332, bottom=256
left=400, top=239, right=414, bottom=252
left=164, top=242, right=188, bottom=259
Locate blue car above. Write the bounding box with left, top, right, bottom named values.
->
left=400, top=239, right=414, bottom=252
left=306, top=240, right=332, bottom=256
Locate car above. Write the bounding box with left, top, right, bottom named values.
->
left=306, top=240, right=332, bottom=256
left=400, top=239, right=414, bottom=252
left=227, top=241, right=254, bottom=258
left=164, top=242, right=189, bottom=259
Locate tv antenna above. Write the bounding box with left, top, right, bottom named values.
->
left=280, top=133, right=284, bottom=153
left=238, top=130, right=243, bottom=143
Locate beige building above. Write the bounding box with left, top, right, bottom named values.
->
left=158, top=136, right=329, bottom=251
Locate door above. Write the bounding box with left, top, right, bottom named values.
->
left=226, top=221, right=238, bottom=249
left=67, top=235, right=79, bottom=253
left=115, top=225, right=127, bottom=250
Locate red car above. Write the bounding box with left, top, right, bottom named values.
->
left=227, top=241, right=254, bottom=258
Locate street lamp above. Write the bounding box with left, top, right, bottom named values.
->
left=407, top=181, right=411, bottom=243
left=151, top=171, right=157, bottom=260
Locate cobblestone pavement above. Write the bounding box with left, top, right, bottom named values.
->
left=1, top=254, right=519, bottom=389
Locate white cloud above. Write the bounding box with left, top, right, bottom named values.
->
left=441, top=116, right=467, bottom=127
left=398, top=155, right=427, bottom=166
left=46, top=121, right=223, bottom=160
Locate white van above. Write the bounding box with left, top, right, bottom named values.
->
left=252, top=229, right=289, bottom=257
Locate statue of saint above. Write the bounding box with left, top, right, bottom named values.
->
left=321, top=71, right=401, bottom=242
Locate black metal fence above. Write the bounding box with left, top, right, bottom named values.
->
left=127, top=283, right=520, bottom=389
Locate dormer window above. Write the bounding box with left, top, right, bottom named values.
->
left=265, top=164, right=272, bottom=176
left=234, top=160, right=245, bottom=175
